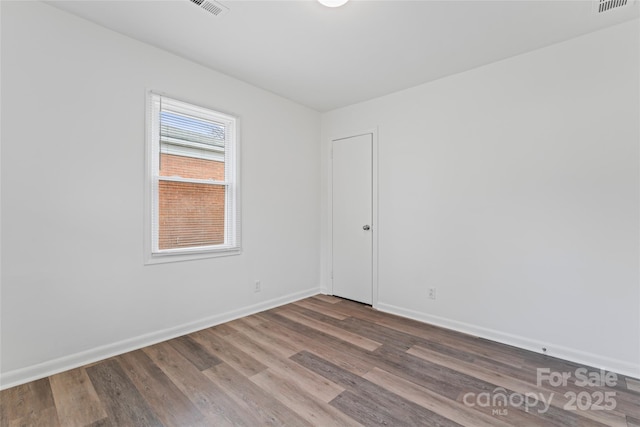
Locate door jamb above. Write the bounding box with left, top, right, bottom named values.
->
left=328, top=128, right=379, bottom=308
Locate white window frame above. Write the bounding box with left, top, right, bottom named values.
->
left=145, top=91, right=241, bottom=264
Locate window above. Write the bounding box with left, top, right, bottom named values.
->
left=146, top=93, right=240, bottom=263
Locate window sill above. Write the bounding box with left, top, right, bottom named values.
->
left=145, top=247, right=242, bottom=265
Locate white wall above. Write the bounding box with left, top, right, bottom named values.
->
left=322, top=21, right=640, bottom=377
left=1, top=1, right=321, bottom=387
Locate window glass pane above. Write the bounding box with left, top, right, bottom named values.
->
left=158, top=181, right=226, bottom=250
left=159, top=153, right=225, bottom=181
left=160, top=110, right=225, bottom=147
left=159, top=110, right=225, bottom=180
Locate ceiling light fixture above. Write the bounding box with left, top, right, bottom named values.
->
left=318, top=0, right=349, bottom=7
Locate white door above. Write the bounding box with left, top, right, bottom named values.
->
left=332, top=133, right=373, bottom=304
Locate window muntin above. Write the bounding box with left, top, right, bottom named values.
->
left=148, top=93, right=240, bottom=260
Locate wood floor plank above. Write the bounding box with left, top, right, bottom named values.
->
left=224, top=317, right=300, bottom=358
left=341, top=314, right=491, bottom=366
left=367, top=344, right=468, bottom=400
left=5, top=295, right=639, bottom=427
left=364, top=367, right=514, bottom=427
left=311, top=294, right=342, bottom=304
left=202, top=363, right=314, bottom=426
left=189, top=327, right=268, bottom=377
left=49, top=368, right=107, bottom=427
left=344, top=314, right=543, bottom=395
left=277, top=308, right=382, bottom=351
left=614, top=383, right=640, bottom=420
left=339, top=316, right=418, bottom=350
left=362, top=347, right=557, bottom=427
left=611, top=375, right=640, bottom=399
left=292, top=350, right=467, bottom=426
left=118, top=349, right=207, bottom=427
left=250, top=368, right=362, bottom=427
left=364, top=310, right=526, bottom=369
left=221, top=327, right=345, bottom=403
left=7, top=407, right=60, bottom=427
left=306, top=298, right=375, bottom=320
left=227, top=314, right=266, bottom=328
left=408, top=344, right=626, bottom=427
left=247, top=318, right=382, bottom=402
left=143, top=341, right=260, bottom=426
left=410, top=343, right=634, bottom=423
left=85, top=419, right=113, bottom=427
left=292, top=298, right=350, bottom=320
left=331, top=390, right=460, bottom=427
left=0, top=389, right=7, bottom=427
left=205, top=322, right=237, bottom=336
left=168, top=334, right=222, bottom=371
left=281, top=300, right=350, bottom=325
left=85, top=359, right=162, bottom=427
left=627, top=378, right=640, bottom=393
left=333, top=298, right=528, bottom=370
left=331, top=298, right=399, bottom=322
left=362, top=346, right=552, bottom=426
left=247, top=314, right=308, bottom=352
left=1, top=378, right=61, bottom=427
left=627, top=415, right=640, bottom=427
left=259, top=310, right=376, bottom=376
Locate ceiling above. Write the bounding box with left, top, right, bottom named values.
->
left=48, top=0, right=639, bottom=112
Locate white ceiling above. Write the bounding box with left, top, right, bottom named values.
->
left=48, top=0, right=639, bottom=111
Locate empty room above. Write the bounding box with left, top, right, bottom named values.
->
left=1, top=0, right=639, bottom=425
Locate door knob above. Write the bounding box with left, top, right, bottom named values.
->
left=363, top=225, right=371, bottom=231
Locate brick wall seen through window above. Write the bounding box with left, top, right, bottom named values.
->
left=158, top=154, right=225, bottom=249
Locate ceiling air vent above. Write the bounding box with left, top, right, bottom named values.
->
left=593, top=0, right=632, bottom=13
left=189, top=0, right=229, bottom=16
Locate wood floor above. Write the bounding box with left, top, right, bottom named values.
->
left=2, top=295, right=639, bottom=427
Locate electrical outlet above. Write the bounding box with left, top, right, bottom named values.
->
left=428, top=287, right=436, bottom=300
left=254, top=280, right=261, bottom=293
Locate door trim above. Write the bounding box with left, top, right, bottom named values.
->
left=328, top=128, right=379, bottom=308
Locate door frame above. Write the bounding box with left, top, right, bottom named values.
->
left=328, top=128, right=379, bottom=308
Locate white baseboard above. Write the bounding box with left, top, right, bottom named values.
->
left=0, top=287, right=322, bottom=390
left=376, top=302, right=640, bottom=380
